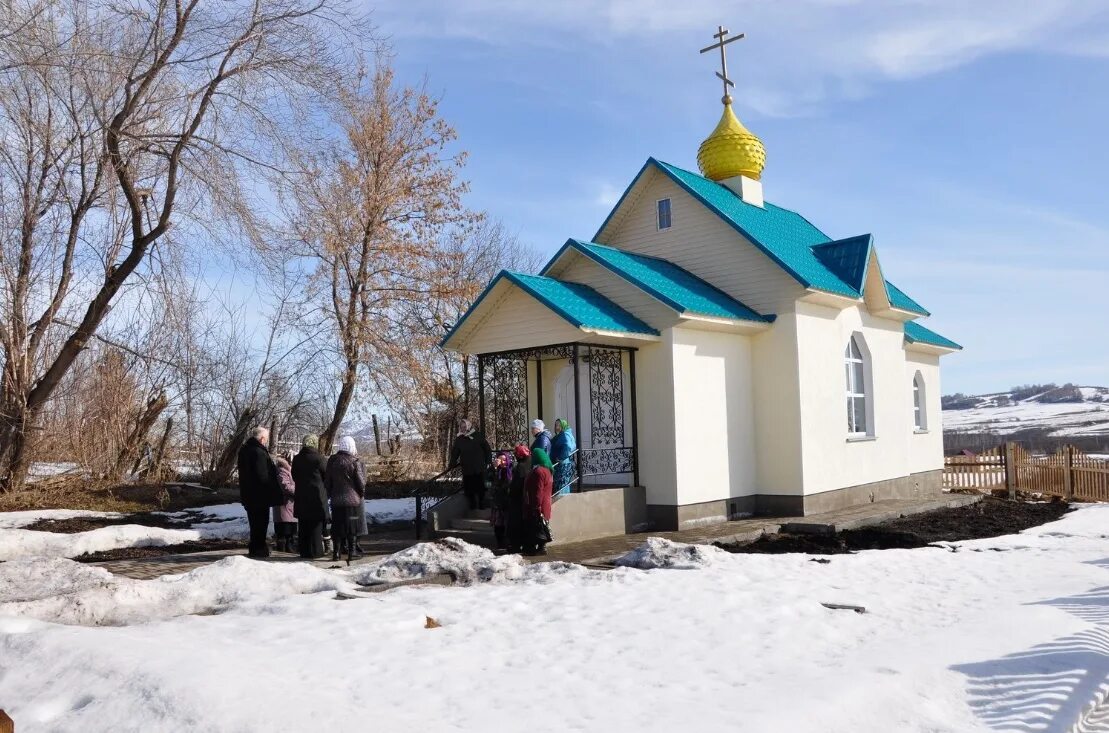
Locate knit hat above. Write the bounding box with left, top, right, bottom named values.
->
left=513, top=444, right=531, bottom=460
left=337, top=436, right=357, bottom=454
left=302, top=434, right=319, bottom=449
left=531, top=419, right=545, bottom=431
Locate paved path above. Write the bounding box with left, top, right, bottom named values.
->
left=94, top=493, right=980, bottom=579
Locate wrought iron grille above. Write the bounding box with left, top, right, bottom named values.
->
left=588, top=348, right=625, bottom=447
left=485, top=355, right=528, bottom=449
left=581, top=447, right=635, bottom=476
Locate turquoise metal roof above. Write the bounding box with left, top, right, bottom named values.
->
left=553, top=239, right=770, bottom=323
left=904, top=321, right=961, bottom=350
left=503, top=271, right=658, bottom=336
left=594, top=158, right=940, bottom=313
left=439, top=270, right=658, bottom=348
left=635, top=160, right=860, bottom=297
left=885, top=281, right=930, bottom=316
left=812, top=235, right=873, bottom=294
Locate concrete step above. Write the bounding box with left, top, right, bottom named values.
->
left=451, top=517, right=495, bottom=532
left=465, top=510, right=491, bottom=520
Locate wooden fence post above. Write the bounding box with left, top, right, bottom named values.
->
left=1004, top=442, right=1017, bottom=499
left=1064, top=445, right=1075, bottom=501
left=0, top=708, right=14, bottom=733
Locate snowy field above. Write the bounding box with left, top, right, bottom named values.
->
left=943, top=387, right=1109, bottom=437
left=1, top=506, right=1108, bottom=731
left=0, top=499, right=418, bottom=561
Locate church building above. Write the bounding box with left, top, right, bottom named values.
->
left=440, top=29, right=960, bottom=537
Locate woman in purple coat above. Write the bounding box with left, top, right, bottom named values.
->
left=272, top=454, right=297, bottom=552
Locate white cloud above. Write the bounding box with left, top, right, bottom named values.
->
left=371, top=0, right=1109, bottom=115
left=594, top=181, right=622, bottom=208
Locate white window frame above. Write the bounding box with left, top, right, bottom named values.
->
left=913, top=371, right=927, bottom=432
left=845, top=333, right=874, bottom=439
left=656, top=197, right=672, bottom=231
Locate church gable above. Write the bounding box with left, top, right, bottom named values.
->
left=440, top=271, right=658, bottom=355
left=594, top=163, right=806, bottom=315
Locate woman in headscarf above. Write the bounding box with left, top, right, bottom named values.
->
left=325, top=436, right=365, bottom=561
left=506, top=444, right=530, bottom=553
left=271, top=452, right=297, bottom=552
left=522, top=447, right=554, bottom=555
left=488, top=450, right=513, bottom=552
left=549, top=418, right=577, bottom=495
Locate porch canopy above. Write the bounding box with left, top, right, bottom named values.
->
left=441, top=270, right=658, bottom=491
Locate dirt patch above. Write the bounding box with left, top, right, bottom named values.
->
left=23, top=512, right=198, bottom=534
left=718, top=497, right=1071, bottom=555
left=364, top=480, right=427, bottom=500
left=0, top=481, right=240, bottom=514
left=72, top=539, right=244, bottom=563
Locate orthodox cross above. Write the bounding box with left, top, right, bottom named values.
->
left=699, top=25, right=744, bottom=103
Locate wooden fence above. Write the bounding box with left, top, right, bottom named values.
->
left=943, top=443, right=1109, bottom=501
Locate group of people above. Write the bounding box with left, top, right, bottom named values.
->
left=449, top=417, right=577, bottom=556
left=237, top=417, right=580, bottom=561
left=236, top=427, right=369, bottom=561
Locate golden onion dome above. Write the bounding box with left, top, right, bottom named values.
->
left=696, top=98, right=765, bottom=182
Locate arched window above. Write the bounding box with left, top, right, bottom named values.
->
left=913, top=371, right=927, bottom=431
left=845, top=334, right=870, bottom=436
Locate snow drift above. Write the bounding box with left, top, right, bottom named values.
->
left=614, top=536, right=725, bottom=569
left=0, top=556, right=350, bottom=626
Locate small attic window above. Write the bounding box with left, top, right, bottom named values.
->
left=656, top=198, right=672, bottom=230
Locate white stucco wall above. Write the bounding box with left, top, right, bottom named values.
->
left=906, top=351, right=944, bottom=475
left=750, top=312, right=805, bottom=496
left=633, top=335, right=678, bottom=505
left=670, top=327, right=758, bottom=504
left=793, top=301, right=932, bottom=495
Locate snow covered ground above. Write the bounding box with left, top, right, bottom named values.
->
left=0, top=499, right=419, bottom=561
left=1, top=506, right=1108, bottom=731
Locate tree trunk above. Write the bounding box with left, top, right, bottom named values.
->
left=204, top=408, right=257, bottom=488
left=371, top=414, right=381, bottom=456
left=320, top=362, right=357, bottom=454
left=141, top=417, right=175, bottom=481
left=0, top=413, right=35, bottom=493
left=113, top=391, right=169, bottom=480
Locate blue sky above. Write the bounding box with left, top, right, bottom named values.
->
left=370, top=1, right=1109, bottom=395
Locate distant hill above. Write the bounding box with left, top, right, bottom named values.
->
left=942, top=384, right=1109, bottom=438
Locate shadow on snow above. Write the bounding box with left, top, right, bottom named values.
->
left=951, top=558, right=1109, bottom=732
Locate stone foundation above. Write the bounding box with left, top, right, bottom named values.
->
left=647, top=495, right=756, bottom=531
left=648, top=470, right=944, bottom=529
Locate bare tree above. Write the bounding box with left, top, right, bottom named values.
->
left=279, top=59, right=473, bottom=453
left=0, top=0, right=355, bottom=490
left=379, top=219, right=542, bottom=461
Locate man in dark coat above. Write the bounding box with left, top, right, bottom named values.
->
left=450, top=418, right=492, bottom=510
left=292, top=434, right=329, bottom=558
left=237, top=426, right=279, bottom=558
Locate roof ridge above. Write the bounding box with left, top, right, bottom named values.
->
left=571, top=238, right=677, bottom=266
left=652, top=158, right=823, bottom=227
left=811, top=233, right=873, bottom=250
left=567, top=239, right=769, bottom=323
